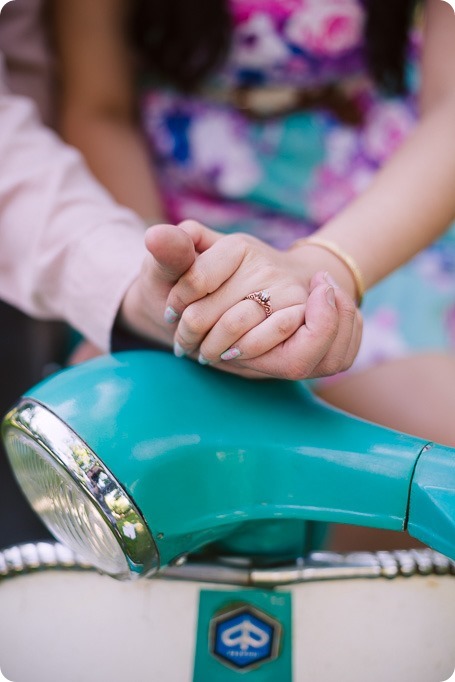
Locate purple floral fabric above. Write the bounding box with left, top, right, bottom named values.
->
left=227, top=0, right=367, bottom=85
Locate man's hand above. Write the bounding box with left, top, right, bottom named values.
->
left=118, top=224, right=197, bottom=347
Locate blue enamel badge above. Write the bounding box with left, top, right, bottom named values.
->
left=210, top=604, right=281, bottom=672
left=194, top=590, right=291, bottom=682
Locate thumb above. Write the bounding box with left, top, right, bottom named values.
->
left=177, top=219, right=222, bottom=252
left=145, top=224, right=196, bottom=283
left=309, top=270, right=340, bottom=291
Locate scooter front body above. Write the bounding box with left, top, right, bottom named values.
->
left=1, top=351, right=454, bottom=681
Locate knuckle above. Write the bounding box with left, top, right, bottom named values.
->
left=251, top=261, right=276, bottom=282
left=342, top=305, right=357, bottom=327
left=178, top=219, right=203, bottom=232
left=326, top=321, right=339, bottom=343
left=281, top=364, right=297, bottom=380
left=180, top=306, right=208, bottom=337
left=308, top=317, right=337, bottom=344
left=184, top=267, right=209, bottom=296
left=276, top=318, right=297, bottom=339
left=226, top=232, right=251, bottom=247
left=221, top=311, right=249, bottom=338
left=337, top=290, right=357, bottom=319
left=321, top=354, right=345, bottom=377
left=224, top=232, right=255, bottom=255
left=282, top=358, right=313, bottom=381
left=167, top=292, right=186, bottom=313
left=198, top=344, right=215, bottom=362
left=341, top=355, right=355, bottom=372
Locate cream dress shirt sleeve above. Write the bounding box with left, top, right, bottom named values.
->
left=0, top=53, right=147, bottom=352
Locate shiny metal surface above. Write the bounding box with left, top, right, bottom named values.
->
left=1, top=542, right=453, bottom=585
left=2, top=400, right=159, bottom=579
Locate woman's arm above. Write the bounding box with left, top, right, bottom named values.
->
left=52, top=0, right=165, bottom=222
left=291, top=0, right=455, bottom=293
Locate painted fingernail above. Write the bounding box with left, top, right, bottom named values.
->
left=174, top=341, right=186, bottom=357
left=324, top=272, right=340, bottom=289
left=220, top=347, right=241, bottom=361
left=198, top=353, right=211, bottom=365
left=325, top=286, right=336, bottom=308
left=164, top=306, right=179, bottom=324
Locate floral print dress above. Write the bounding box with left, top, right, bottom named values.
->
left=141, top=0, right=455, bottom=379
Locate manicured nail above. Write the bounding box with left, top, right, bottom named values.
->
left=174, top=341, right=186, bottom=357
left=325, top=286, right=336, bottom=308
left=164, top=306, right=179, bottom=324
left=324, top=272, right=340, bottom=289
left=198, top=353, right=210, bottom=365
left=220, top=347, right=241, bottom=361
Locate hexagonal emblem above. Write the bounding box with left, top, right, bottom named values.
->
left=209, top=604, right=282, bottom=672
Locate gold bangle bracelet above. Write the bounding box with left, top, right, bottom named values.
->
left=290, top=236, right=365, bottom=306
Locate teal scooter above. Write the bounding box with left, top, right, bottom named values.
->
left=0, top=351, right=454, bottom=682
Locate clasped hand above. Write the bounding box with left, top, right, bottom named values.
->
left=120, top=220, right=362, bottom=380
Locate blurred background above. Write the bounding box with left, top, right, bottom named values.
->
left=0, top=303, right=67, bottom=546
left=0, top=0, right=64, bottom=547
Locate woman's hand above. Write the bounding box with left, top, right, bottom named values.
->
left=164, top=221, right=362, bottom=380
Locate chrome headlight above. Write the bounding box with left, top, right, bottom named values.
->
left=3, top=400, right=158, bottom=580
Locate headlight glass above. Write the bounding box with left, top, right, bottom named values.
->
left=3, top=401, right=158, bottom=580
left=7, top=432, right=128, bottom=575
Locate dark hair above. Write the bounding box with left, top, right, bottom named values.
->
left=129, top=0, right=232, bottom=92
left=130, top=0, right=418, bottom=94
left=364, top=0, right=419, bottom=93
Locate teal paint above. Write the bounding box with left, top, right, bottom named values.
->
left=14, top=350, right=451, bottom=565
left=408, top=443, right=455, bottom=561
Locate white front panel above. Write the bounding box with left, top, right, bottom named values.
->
left=0, top=571, right=454, bottom=682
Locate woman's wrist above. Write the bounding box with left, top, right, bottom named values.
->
left=289, top=237, right=365, bottom=305
left=287, top=238, right=362, bottom=304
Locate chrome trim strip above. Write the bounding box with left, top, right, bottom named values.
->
left=0, top=542, right=93, bottom=578
left=1, top=542, right=454, bottom=584
left=2, top=400, right=159, bottom=580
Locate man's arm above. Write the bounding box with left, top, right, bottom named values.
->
left=0, top=59, right=146, bottom=351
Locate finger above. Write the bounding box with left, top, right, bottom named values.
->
left=177, top=219, right=223, bottom=252
left=165, top=234, right=247, bottom=319
left=145, top=224, right=196, bottom=283
left=309, top=270, right=330, bottom=288
left=173, top=282, right=305, bottom=357
left=308, top=287, right=358, bottom=378
left=228, top=282, right=340, bottom=379
left=192, top=299, right=269, bottom=362
left=200, top=304, right=305, bottom=364
left=305, top=270, right=359, bottom=377
left=341, top=307, right=363, bottom=371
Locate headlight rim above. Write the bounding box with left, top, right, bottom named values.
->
left=2, top=398, right=159, bottom=580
